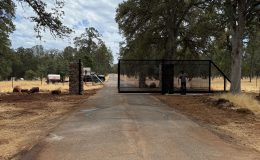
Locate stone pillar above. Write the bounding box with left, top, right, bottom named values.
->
left=69, top=60, right=84, bottom=95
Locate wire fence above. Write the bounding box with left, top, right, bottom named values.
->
left=118, top=60, right=230, bottom=94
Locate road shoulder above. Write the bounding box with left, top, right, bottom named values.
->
left=155, top=94, right=260, bottom=153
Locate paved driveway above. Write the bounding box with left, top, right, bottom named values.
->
left=22, top=74, right=260, bottom=160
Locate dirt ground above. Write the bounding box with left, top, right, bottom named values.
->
left=0, top=90, right=98, bottom=160
left=155, top=94, right=260, bottom=153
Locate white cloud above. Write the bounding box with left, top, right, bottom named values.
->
left=10, top=0, right=124, bottom=63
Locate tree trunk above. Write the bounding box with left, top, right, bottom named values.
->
left=164, top=5, right=178, bottom=60
left=230, top=0, right=246, bottom=94
left=41, top=74, right=43, bottom=85
left=230, top=34, right=242, bottom=93
left=139, top=72, right=146, bottom=88
left=164, top=25, right=177, bottom=60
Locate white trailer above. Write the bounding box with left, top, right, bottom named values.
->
left=47, top=74, right=61, bottom=83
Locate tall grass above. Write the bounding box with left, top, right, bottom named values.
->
left=215, top=93, right=260, bottom=113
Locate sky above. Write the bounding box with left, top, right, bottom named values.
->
left=10, top=0, right=124, bottom=63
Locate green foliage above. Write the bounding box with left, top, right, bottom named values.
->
left=111, top=64, right=118, bottom=73
left=0, top=0, right=72, bottom=79
left=0, top=0, right=15, bottom=50
left=0, top=57, right=12, bottom=80
left=242, top=28, right=260, bottom=79
left=0, top=0, right=72, bottom=80
left=0, top=27, right=114, bottom=80
left=116, top=0, right=260, bottom=93
left=16, top=0, right=72, bottom=38
left=0, top=48, right=14, bottom=80
left=24, top=70, right=37, bottom=80
left=0, top=2, right=112, bottom=80
left=74, top=27, right=114, bottom=74
left=116, top=0, right=215, bottom=60
left=0, top=1, right=16, bottom=80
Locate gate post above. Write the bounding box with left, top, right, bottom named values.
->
left=209, top=60, right=212, bottom=93
left=118, top=59, right=120, bottom=92
left=161, top=59, right=166, bottom=95
left=69, top=59, right=84, bottom=95
left=159, top=62, right=162, bottom=92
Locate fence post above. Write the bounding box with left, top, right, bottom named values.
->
left=209, top=61, right=211, bottom=92
left=118, top=59, right=120, bottom=92
left=11, top=77, right=14, bottom=88
left=69, top=60, right=83, bottom=95
left=224, top=77, right=226, bottom=92
left=159, top=61, right=162, bottom=92
left=78, top=59, right=83, bottom=95
left=161, top=59, right=165, bottom=95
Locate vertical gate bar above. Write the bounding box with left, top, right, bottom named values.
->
left=224, top=77, right=226, bottom=92
left=162, top=59, right=165, bottom=95
left=118, top=59, right=121, bottom=92
left=209, top=60, right=211, bottom=93
left=172, top=62, right=174, bottom=94
left=159, top=62, right=162, bottom=92
left=78, top=59, right=82, bottom=95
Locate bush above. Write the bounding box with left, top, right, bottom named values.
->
left=24, top=70, right=37, bottom=80
left=215, top=93, right=260, bottom=114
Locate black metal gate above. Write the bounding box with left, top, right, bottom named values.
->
left=118, top=60, right=230, bottom=94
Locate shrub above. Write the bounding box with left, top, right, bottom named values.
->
left=24, top=70, right=37, bottom=80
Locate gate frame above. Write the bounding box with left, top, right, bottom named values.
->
left=118, top=59, right=231, bottom=94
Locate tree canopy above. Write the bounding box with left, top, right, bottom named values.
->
left=0, top=27, right=113, bottom=81
left=116, top=0, right=260, bottom=93
left=0, top=0, right=74, bottom=80
left=1, top=0, right=72, bottom=40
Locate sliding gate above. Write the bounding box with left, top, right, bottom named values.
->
left=118, top=60, right=230, bottom=94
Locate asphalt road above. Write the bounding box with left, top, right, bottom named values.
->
left=22, top=74, right=260, bottom=160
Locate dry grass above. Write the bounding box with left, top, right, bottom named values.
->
left=211, top=77, right=229, bottom=91
left=214, top=93, right=260, bottom=114
left=212, top=78, right=260, bottom=114
left=0, top=80, right=103, bottom=93
left=212, top=77, right=260, bottom=93
left=240, top=78, right=260, bottom=93
left=120, top=75, right=260, bottom=93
